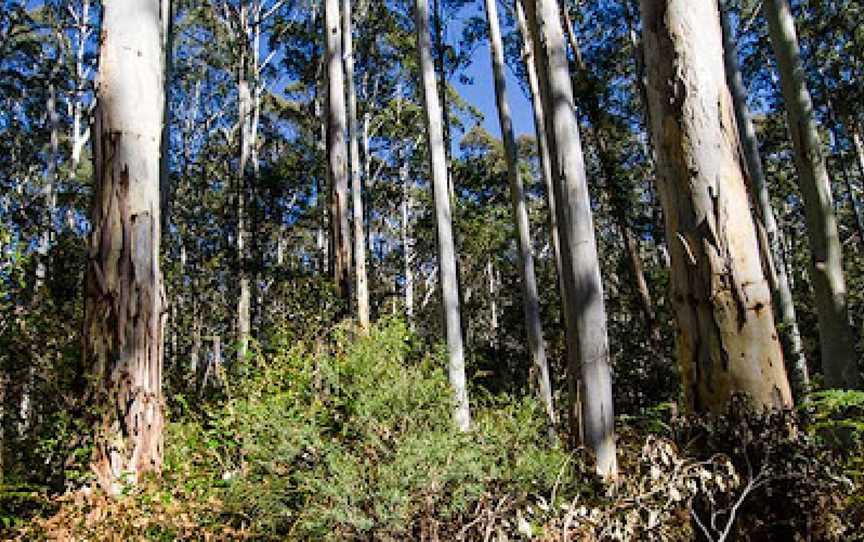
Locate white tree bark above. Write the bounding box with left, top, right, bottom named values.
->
left=84, top=0, right=165, bottom=493
left=485, top=0, right=556, bottom=431
left=763, top=0, right=859, bottom=389
left=515, top=0, right=562, bottom=288
left=326, top=0, right=353, bottom=304
left=342, top=0, right=370, bottom=330
left=719, top=1, right=808, bottom=398
left=522, top=0, right=616, bottom=477
left=640, top=0, right=793, bottom=413
left=415, top=0, right=470, bottom=431
left=401, top=160, right=415, bottom=330
left=237, top=23, right=252, bottom=361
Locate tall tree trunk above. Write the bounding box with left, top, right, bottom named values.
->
left=401, top=160, right=415, bottom=330
left=719, top=1, right=808, bottom=399
left=522, top=0, right=616, bottom=478
left=763, top=0, right=860, bottom=389
left=514, top=0, right=562, bottom=291
left=485, top=0, right=556, bottom=430
left=326, top=0, right=353, bottom=305
left=639, top=0, right=793, bottom=413
left=342, top=0, right=370, bottom=330
left=415, top=0, right=470, bottom=431
left=70, top=0, right=92, bottom=177
left=237, top=26, right=252, bottom=362
left=84, top=0, right=165, bottom=493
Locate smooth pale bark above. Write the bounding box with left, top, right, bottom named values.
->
left=342, top=0, right=370, bottom=331
left=326, top=0, right=353, bottom=303
left=415, top=0, right=470, bottom=431
left=487, top=258, right=498, bottom=343
left=523, top=0, right=616, bottom=477
left=763, top=0, right=859, bottom=389
left=719, top=1, right=808, bottom=398
left=84, top=0, right=165, bottom=493
left=485, top=0, right=556, bottom=430
left=70, top=0, right=92, bottom=176
left=563, top=15, right=660, bottom=348
left=401, top=160, right=415, bottom=329
left=514, top=0, right=562, bottom=289
left=640, top=0, right=793, bottom=413
left=237, top=48, right=252, bottom=361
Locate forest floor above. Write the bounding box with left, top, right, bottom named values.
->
left=3, top=321, right=864, bottom=541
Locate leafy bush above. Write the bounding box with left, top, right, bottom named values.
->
left=18, top=319, right=573, bottom=540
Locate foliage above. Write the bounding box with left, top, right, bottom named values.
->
left=15, top=320, right=576, bottom=540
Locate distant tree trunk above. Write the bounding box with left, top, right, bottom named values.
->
left=84, top=0, right=165, bottom=493
left=640, top=0, right=793, bottom=413
left=342, top=0, right=370, bottom=331
left=401, top=160, right=415, bottom=329
left=514, top=0, right=562, bottom=289
left=415, top=0, right=470, bottom=431
left=719, top=1, right=808, bottom=399
left=237, top=39, right=252, bottom=361
left=70, top=0, right=92, bottom=180
left=326, top=0, right=353, bottom=305
left=523, top=0, right=617, bottom=478
left=485, top=0, right=556, bottom=430
left=763, top=0, right=860, bottom=389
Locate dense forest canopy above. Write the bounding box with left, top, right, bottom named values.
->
left=1, top=0, right=863, bottom=539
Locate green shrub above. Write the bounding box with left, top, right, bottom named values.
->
left=154, top=318, right=573, bottom=540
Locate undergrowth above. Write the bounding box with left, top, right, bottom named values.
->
left=6, top=319, right=864, bottom=540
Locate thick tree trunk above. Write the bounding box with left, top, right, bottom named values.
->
left=326, top=0, right=353, bottom=305
left=342, top=0, right=370, bottom=330
left=523, top=0, right=617, bottom=478
left=639, top=0, right=793, bottom=413
left=485, top=0, right=556, bottom=430
left=719, top=1, right=808, bottom=399
left=415, top=0, right=470, bottom=431
left=763, top=0, right=859, bottom=389
left=84, top=0, right=165, bottom=493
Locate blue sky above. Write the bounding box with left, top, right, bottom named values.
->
left=450, top=3, right=536, bottom=141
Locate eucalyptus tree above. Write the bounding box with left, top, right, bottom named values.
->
left=83, top=0, right=166, bottom=493
left=521, top=0, right=617, bottom=478
left=415, top=0, right=470, bottom=431
left=639, top=0, right=793, bottom=412
left=483, top=0, right=555, bottom=430
left=764, top=0, right=860, bottom=389
left=325, top=0, right=353, bottom=305
left=342, top=0, right=370, bottom=330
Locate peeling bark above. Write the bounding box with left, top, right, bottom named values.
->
left=640, top=0, right=793, bottom=413
left=84, top=0, right=165, bottom=493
